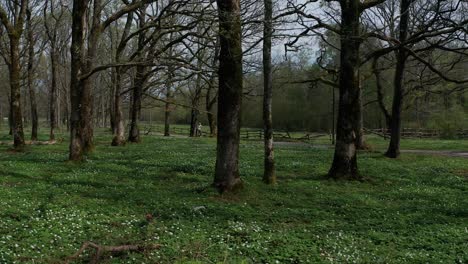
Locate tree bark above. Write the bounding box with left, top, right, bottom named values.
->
left=385, top=0, right=411, bottom=158
left=355, top=88, right=368, bottom=150
left=328, top=0, right=362, bottom=180
left=111, top=68, right=126, bottom=145
left=262, top=0, right=276, bottom=184
left=206, top=39, right=220, bottom=137
left=213, top=0, right=244, bottom=193
left=373, top=57, right=392, bottom=130
left=128, top=65, right=145, bottom=143
left=111, top=10, right=133, bottom=146
left=0, top=0, right=27, bottom=148
left=128, top=8, right=147, bottom=143
left=206, top=71, right=218, bottom=137
left=190, top=75, right=202, bottom=137
left=68, top=0, right=88, bottom=161
left=9, top=36, right=26, bottom=148
left=49, top=49, right=58, bottom=141
left=27, top=9, right=38, bottom=141
left=164, top=85, right=171, bottom=137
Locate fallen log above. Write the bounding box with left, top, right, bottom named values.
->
left=64, top=241, right=161, bottom=264
left=0, top=139, right=61, bottom=146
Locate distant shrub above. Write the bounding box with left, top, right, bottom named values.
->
left=429, top=105, right=466, bottom=139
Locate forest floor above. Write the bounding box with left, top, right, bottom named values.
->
left=0, top=129, right=467, bottom=263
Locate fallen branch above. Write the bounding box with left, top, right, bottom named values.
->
left=64, top=241, right=161, bottom=264
left=0, top=140, right=61, bottom=146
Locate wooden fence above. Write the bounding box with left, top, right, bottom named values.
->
left=144, top=125, right=467, bottom=140
left=366, top=128, right=468, bottom=139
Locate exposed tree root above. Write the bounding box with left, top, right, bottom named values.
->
left=64, top=242, right=161, bottom=264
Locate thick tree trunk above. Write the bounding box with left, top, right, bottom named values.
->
left=9, top=37, right=26, bottom=148
left=27, top=11, right=38, bottom=141
left=213, top=0, right=244, bottom=193
left=262, top=0, right=276, bottom=184
left=328, top=0, right=361, bottom=180
left=386, top=0, right=411, bottom=158
left=69, top=0, right=88, bottom=161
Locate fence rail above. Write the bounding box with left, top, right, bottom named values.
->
left=143, top=125, right=468, bottom=140
left=366, top=128, right=468, bottom=139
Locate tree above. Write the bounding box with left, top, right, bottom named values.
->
left=68, top=0, right=88, bottom=160
left=328, top=0, right=384, bottom=179
left=262, top=0, right=276, bottom=184
left=69, top=0, right=155, bottom=160
left=364, top=0, right=468, bottom=158
left=0, top=0, right=28, bottom=149
left=213, top=0, right=244, bottom=193
left=384, top=0, right=411, bottom=158
left=26, top=7, right=38, bottom=141
left=128, top=7, right=148, bottom=143
left=44, top=0, right=68, bottom=141
left=111, top=9, right=134, bottom=146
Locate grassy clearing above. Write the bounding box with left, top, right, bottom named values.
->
left=0, top=130, right=467, bottom=263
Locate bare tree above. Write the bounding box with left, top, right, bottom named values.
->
left=0, top=0, right=28, bottom=148
left=43, top=0, right=68, bottom=141
left=69, top=0, right=155, bottom=160
left=26, top=7, right=38, bottom=141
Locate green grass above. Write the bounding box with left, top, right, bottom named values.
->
left=0, top=129, right=467, bottom=263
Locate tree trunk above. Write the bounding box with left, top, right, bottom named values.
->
left=49, top=49, right=58, bottom=141
left=373, top=57, right=392, bottom=130
left=27, top=10, right=38, bottom=141
left=262, top=0, right=276, bottom=184
left=9, top=37, right=26, bottom=148
left=190, top=76, right=202, bottom=137
left=111, top=68, right=126, bottom=145
left=8, top=96, right=12, bottom=136
left=385, top=0, right=411, bottom=158
left=69, top=0, right=88, bottom=161
left=190, top=108, right=198, bottom=137
left=355, top=88, right=368, bottom=150
left=128, top=8, right=146, bottom=143
left=328, top=0, right=361, bottom=180
left=111, top=10, right=133, bottom=146
left=109, top=74, right=116, bottom=134
left=81, top=0, right=104, bottom=153
left=206, top=39, right=220, bottom=137
left=164, top=86, right=171, bottom=137
left=128, top=65, right=144, bottom=143
left=213, top=0, right=244, bottom=193
left=206, top=79, right=217, bottom=137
